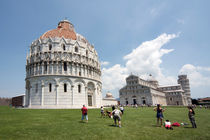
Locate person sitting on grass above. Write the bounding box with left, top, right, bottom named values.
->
left=81, top=105, right=88, bottom=123
left=153, top=104, right=165, bottom=127
left=112, top=106, right=122, bottom=128
left=164, top=120, right=173, bottom=130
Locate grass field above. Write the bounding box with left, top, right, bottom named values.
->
left=0, top=106, right=210, bottom=140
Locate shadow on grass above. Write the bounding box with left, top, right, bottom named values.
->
left=108, top=124, right=117, bottom=127
left=184, top=126, right=194, bottom=129
left=151, top=124, right=161, bottom=127
left=78, top=121, right=88, bottom=123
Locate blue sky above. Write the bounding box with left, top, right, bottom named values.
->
left=0, top=0, right=210, bottom=98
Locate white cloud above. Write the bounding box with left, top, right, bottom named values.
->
left=102, top=33, right=179, bottom=96
left=102, top=64, right=127, bottom=91
left=124, top=33, right=177, bottom=79
left=179, top=64, right=210, bottom=87
left=197, top=66, right=210, bottom=72
left=101, top=61, right=109, bottom=66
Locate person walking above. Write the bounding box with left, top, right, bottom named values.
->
left=81, top=105, right=88, bottom=123
left=112, top=106, right=122, bottom=128
left=153, top=104, right=165, bottom=127
left=188, top=106, right=197, bottom=128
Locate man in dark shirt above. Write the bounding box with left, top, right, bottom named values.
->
left=81, top=105, right=88, bottom=122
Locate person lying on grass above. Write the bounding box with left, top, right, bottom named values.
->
left=164, top=120, right=173, bottom=130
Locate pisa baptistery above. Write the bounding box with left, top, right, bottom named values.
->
left=25, top=20, right=102, bottom=108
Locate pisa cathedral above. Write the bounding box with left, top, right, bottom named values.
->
left=119, top=74, right=192, bottom=106
left=25, top=20, right=102, bottom=108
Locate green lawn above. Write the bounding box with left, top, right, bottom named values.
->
left=0, top=106, right=210, bottom=140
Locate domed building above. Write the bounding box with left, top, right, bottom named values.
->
left=25, top=20, right=102, bottom=108
left=102, top=92, right=118, bottom=106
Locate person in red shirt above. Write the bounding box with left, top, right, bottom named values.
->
left=81, top=105, right=88, bottom=122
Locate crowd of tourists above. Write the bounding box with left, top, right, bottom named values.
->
left=81, top=104, right=198, bottom=129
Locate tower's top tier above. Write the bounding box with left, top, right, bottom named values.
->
left=178, top=75, right=188, bottom=80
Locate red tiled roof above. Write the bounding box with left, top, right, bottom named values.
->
left=40, top=20, right=77, bottom=40
left=199, top=97, right=210, bottom=101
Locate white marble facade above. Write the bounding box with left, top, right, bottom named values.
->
left=25, top=20, right=102, bottom=108
left=119, top=74, right=191, bottom=106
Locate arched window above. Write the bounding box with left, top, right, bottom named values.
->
left=63, top=62, right=67, bottom=71
left=49, top=83, right=52, bottom=92
left=35, top=83, right=38, bottom=93
left=75, top=46, right=78, bottom=52
left=49, top=44, right=52, bottom=51
left=79, top=71, right=81, bottom=76
left=78, top=85, right=81, bottom=93
left=86, top=50, right=88, bottom=56
left=64, top=83, right=67, bottom=92
left=44, top=62, right=47, bottom=71
left=63, top=44, right=66, bottom=51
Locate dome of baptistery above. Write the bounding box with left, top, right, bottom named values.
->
left=25, top=20, right=102, bottom=108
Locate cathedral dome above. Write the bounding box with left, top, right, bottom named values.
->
left=105, top=92, right=114, bottom=98
left=147, top=74, right=159, bottom=87
left=147, top=74, right=157, bottom=82
left=40, top=20, right=77, bottom=40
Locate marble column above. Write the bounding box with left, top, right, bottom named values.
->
left=55, top=84, right=59, bottom=105
left=29, top=86, right=32, bottom=107
left=38, top=63, right=40, bottom=75
left=41, top=62, right=44, bottom=75
left=85, top=86, right=88, bottom=106
left=71, top=85, right=74, bottom=105
left=41, top=83, right=44, bottom=106
left=69, top=62, right=72, bottom=75
left=93, top=88, right=96, bottom=106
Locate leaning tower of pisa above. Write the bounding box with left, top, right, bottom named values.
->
left=25, top=20, right=102, bottom=108
left=178, top=75, right=192, bottom=105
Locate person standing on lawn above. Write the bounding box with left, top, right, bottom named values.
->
left=81, top=105, right=88, bottom=122
left=188, top=106, right=197, bottom=128
left=100, top=106, right=105, bottom=117
left=153, top=104, right=165, bottom=127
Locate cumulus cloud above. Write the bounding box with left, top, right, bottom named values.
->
left=124, top=33, right=177, bottom=78
left=179, top=64, right=210, bottom=87
left=102, top=33, right=179, bottom=95
left=102, top=64, right=127, bottom=91
left=101, top=61, right=109, bottom=66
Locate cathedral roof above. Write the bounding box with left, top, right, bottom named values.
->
left=40, top=20, right=77, bottom=40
